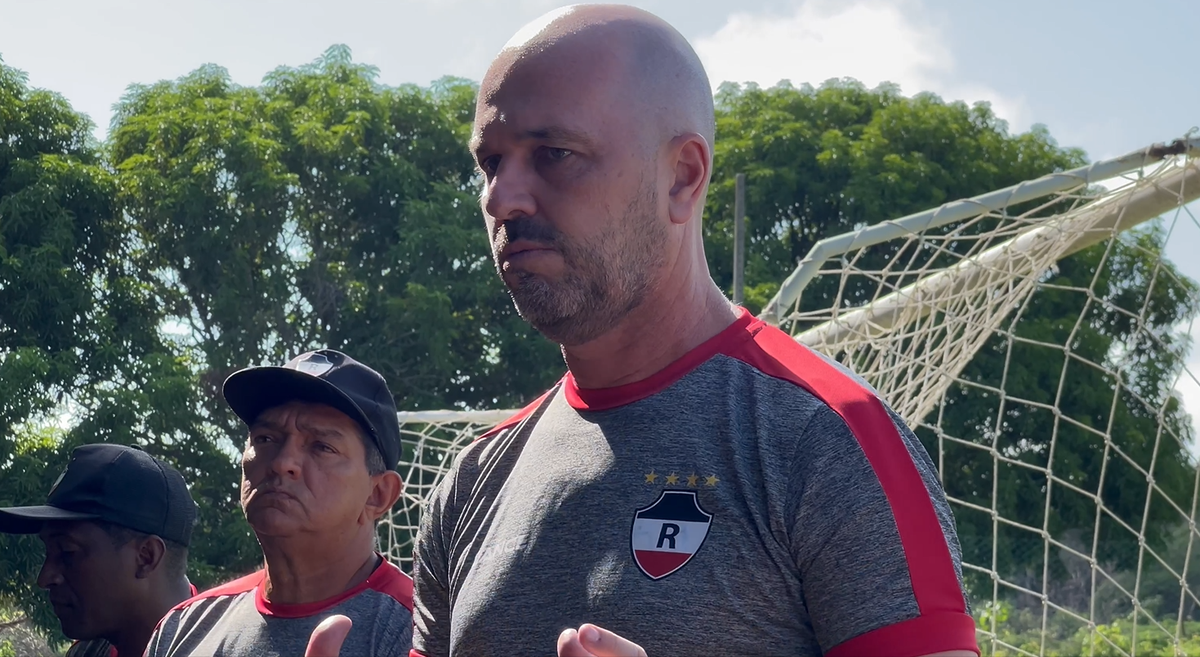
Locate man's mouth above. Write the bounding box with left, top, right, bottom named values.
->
left=499, top=240, right=555, bottom=261
left=498, top=240, right=559, bottom=272
left=252, top=488, right=297, bottom=504
left=49, top=597, right=73, bottom=611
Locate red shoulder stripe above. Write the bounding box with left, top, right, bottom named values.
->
left=474, top=382, right=562, bottom=442
left=255, top=554, right=412, bottom=618
left=169, top=570, right=263, bottom=614
left=366, top=558, right=414, bottom=612
left=149, top=570, right=263, bottom=640
left=726, top=319, right=975, bottom=655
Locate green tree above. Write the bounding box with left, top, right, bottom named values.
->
left=109, top=46, right=560, bottom=426
left=706, top=79, right=1087, bottom=313
left=0, top=56, right=254, bottom=641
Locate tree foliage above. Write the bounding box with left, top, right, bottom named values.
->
left=705, top=79, right=1087, bottom=313
left=0, top=55, right=247, bottom=638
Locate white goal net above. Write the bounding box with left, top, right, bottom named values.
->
left=384, top=134, right=1200, bottom=656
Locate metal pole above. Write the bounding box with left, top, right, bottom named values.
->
left=733, top=173, right=746, bottom=305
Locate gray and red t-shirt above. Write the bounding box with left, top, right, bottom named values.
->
left=146, top=556, right=412, bottom=657
left=412, top=309, right=978, bottom=656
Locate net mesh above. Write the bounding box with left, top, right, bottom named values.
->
left=774, top=143, right=1200, bottom=655
left=384, top=140, right=1200, bottom=655
left=382, top=410, right=515, bottom=574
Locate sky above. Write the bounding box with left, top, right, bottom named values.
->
left=3, top=0, right=1200, bottom=426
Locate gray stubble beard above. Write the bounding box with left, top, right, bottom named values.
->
left=502, top=183, right=666, bottom=348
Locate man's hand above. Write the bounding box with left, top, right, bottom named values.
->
left=557, top=624, right=647, bottom=657
left=305, top=614, right=352, bottom=657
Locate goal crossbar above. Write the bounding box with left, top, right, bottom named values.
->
left=794, top=158, right=1200, bottom=351
left=760, top=137, right=1200, bottom=324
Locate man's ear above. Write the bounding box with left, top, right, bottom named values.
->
left=666, top=132, right=712, bottom=226
left=134, top=534, right=167, bottom=579
left=364, top=471, right=404, bottom=523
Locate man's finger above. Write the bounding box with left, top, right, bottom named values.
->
left=576, top=624, right=647, bottom=657
left=557, top=627, right=598, bottom=657
left=305, top=614, right=353, bottom=657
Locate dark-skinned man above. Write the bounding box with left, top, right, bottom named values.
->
left=0, top=443, right=198, bottom=657
left=145, top=349, right=412, bottom=657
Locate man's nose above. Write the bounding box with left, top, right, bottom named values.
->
left=264, top=438, right=304, bottom=479
left=483, top=157, right=538, bottom=224
left=36, top=558, right=62, bottom=590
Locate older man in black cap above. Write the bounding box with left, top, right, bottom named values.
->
left=146, top=349, right=412, bottom=657
left=0, top=443, right=198, bottom=657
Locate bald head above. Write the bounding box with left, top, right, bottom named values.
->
left=478, top=4, right=715, bottom=155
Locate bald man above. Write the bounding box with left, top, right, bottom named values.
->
left=399, top=5, right=976, bottom=657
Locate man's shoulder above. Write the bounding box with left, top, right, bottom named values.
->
left=169, top=569, right=264, bottom=614
left=362, top=557, right=414, bottom=612
left=65, top=639, right=116, bottom=657
left=721, top=317, right=880, bottom=402
left=474, top=379, right=563, bottom=443
left=701, top=317, right=887, bottom=433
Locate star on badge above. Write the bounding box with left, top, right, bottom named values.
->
left=705, top=475, right=720, bottom=487
left=686, top=474, right=699, bottom=487
left=644, top=471, right=659, bottom=484
left=665, top=473, right=679, bottom=485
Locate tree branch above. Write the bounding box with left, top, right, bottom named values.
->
left=0, top=615, right=28, bottom=630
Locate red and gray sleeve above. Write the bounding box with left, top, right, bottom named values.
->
left=784, top=398, right=977, bottom=656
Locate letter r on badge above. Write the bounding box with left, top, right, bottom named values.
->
left=656, top=523, right=679, bottom=549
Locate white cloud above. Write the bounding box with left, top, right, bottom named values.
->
left=693, top=0, right=1030, bottom=131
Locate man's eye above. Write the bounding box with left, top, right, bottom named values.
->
left=479, top=155, right=500, bottom=176
left=544, top=148, right=572, bottom=161
left=314, top=442, right=336, bottom=454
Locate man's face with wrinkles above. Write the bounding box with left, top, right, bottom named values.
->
left=240, top=401, right=374, bottom=539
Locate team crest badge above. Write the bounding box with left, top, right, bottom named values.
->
left=291, top=352, right=335, bottom=377
left=630, top=490, right=712, bottom=580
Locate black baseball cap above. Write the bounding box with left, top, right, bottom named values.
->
left=222, top=349, right=401, bottom=471
left=0, top=443, right=198, bottom=546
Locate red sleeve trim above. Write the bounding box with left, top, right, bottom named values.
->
left=475, top=384, right=563, bottom=441
left=725, top=320, right=972, bottom=626
left=255, top=554, right=413, bottom=617
left=825, top=611, right=979, bottom=657
left=563, top=309, right=755, bottom=411
left=169, top=570, right=263, bottom=613
left=409, top=651, right=430, bottom=657
left=366, top=558, right=414, bottom=612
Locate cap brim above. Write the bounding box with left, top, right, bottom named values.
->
left=0, top=506, right=102, bottom=534
left=223, top=367, right=379, bottom=443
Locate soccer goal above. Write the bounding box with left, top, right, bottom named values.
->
left=384, top=133, right=1200, bottom=656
